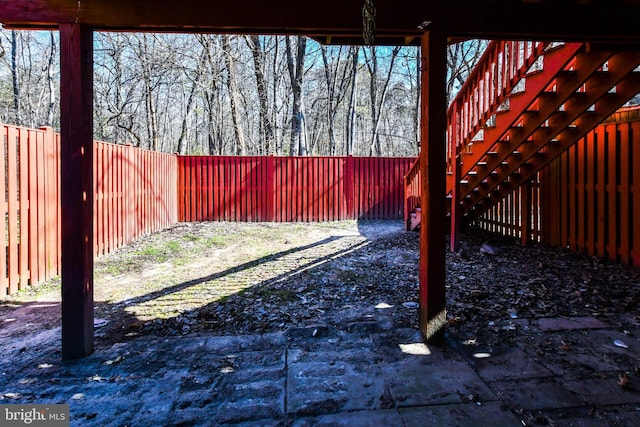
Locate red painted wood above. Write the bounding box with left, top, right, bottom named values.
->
left=586, top=130, right=596, bottom=255
left=568, top=143, right=578, bottom=250
left=178, top=156, right=185, bottom=221
left=206, top=156, right=213, bottom=220
left=596, top=127, right=606, bottom=258
left=117, top=145, right=124, bottom=247
left=521, top=181, right=531, bottom=246
left=174, top=155, right=413, bottom=223
left=0, top=127, right=7, bottom=295
left=95, top=141, right=102, bottom=255
left=419, top=27, right=447, bottom=344
left=607, top=126, right=618, bottom=262
left=533, top=173, right=541, bottom=242
left=619, top=124, right=630, bottom=265
left=633, top=122, right=640, bottom=267
left=45, top=127, right=58, bottom=278
left=558, top=152, right=568, bottom=248
left=27, top=130, right=40, bottom=285
left=18, top=129, right=29, bottom=290
left=7, top=127, right=19, bottom=293
left=59, top=23, right=94, bottom=359
left=450, top=152, right=461, bottom=251
left=474, top=109, right=640, bottom=268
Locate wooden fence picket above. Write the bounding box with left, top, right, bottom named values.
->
left=176, top=155, right=414, bottom=224
left=475, top=108, right=640, bottom=268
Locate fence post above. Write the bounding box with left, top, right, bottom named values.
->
left=41, top=126, right=58, bottom=278
left=266, top=155, right=275, bottom=222
left=345, top=155, right=355, bottom=219
left=0, top=126, right=6, bottom=296
left=7, top=126, right=19, bottom=294
left=18, top=128, right=29, bottom=291
left=521, top=179, right=532, bottom=246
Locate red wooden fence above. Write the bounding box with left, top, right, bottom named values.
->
left=474, top=106, right=640, bottom=268
left=1, top=125, right=178, bottom=296
left=178, top=156, right=415, bottom=222
left=94, top=142, right=178, bottom=257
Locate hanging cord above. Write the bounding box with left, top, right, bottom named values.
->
left=75, top=1, right=81, bottom=24
left=362, top=0, right=376, bottom=45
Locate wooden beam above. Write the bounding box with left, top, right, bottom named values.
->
left=60, top=23, right=94, bottom=359
left=419, top=24, right=447, bottom=344
left=2, top=1, right=640, bottom=43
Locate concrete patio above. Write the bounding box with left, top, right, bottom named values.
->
left=1, top=312, right=639, bottom=426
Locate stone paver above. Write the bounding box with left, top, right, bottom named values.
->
left=383, top=358, right=497, bottom=407
left=475, top=348, right=554, bottom=381
left=2, top=319, right=640, bottom=425
left=399, top=402, right=523, bottom=427
left=490, top=378, right=584, bottom=410
left=536, top=316, right=609, bottom=332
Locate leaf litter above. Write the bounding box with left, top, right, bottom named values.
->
left=1, top=220, right=639, bottom=416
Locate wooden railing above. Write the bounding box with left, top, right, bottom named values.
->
left=403, top=152, right=422, bottom=230
left=0, top=125, right=178, bottom=296
left=405, top=41, right=549, bottom=228
left=446, top=40, right=549, bottom=171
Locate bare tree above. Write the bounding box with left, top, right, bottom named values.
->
left=221, top=35, right=247, bottom=156
left=176, top=45, right=207, bottom=155
left=94, top=33, right=142, bottom=146
left=320, top=45, right=355, bottom=155
left=344, top=46, right=359, bottom=155
left=446, top=40, right=488, bottom=103
left=245, top=35, right=275, bottom=155
left=364, top=46, right=400, bottom=156
left=1, top=29, right=478, bottom=158
left=10, top=31, right=21, bottom=126
left=286, top=36, right=307, bottom=156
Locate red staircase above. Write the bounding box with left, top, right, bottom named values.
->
left=405, top=41, right=640, bottom=231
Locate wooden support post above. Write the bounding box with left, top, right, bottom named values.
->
left=450, top=151, right=461, bottom=252
left=60, top=23, right=94, bottom=359
left=521, top=180, right=532, bottom=247
left=419, top=25, right=447, bottom=344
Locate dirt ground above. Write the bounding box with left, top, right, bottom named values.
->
left=1, top=221, right=421, bottom=352
left=1, top=220, right=640, bottom=425
left=1, top=220, right=639, bottom=354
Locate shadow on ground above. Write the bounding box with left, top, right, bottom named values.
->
left=1, top=221, right=639, bottom=426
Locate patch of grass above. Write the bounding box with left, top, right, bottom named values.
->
left=182, top=233, right=229, bottom=249
left=136, top=245, right=164, bottom=258
left=166, top=241, right=181, bottom=252
left=204, top=235, right=228, bottom=248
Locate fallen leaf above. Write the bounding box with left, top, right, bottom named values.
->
left=618, top=373, right=631, bottom=389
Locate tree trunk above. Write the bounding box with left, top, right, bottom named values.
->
left=222, top=35, right=246, bottom=156
left=46, top=32, right=56, bottom=127
left=177, top=48, right=206, bottom=155
left=286, top=36, right=307, bottom=156
left=246, top=35, right=275, bottom=155
left=141, top=35, right=159, bottom=151
left=10, top=30, right=21, bottom=126
left=345, top=46, right=359, bottom=156
left=366, top=46, right=400, bottom=156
